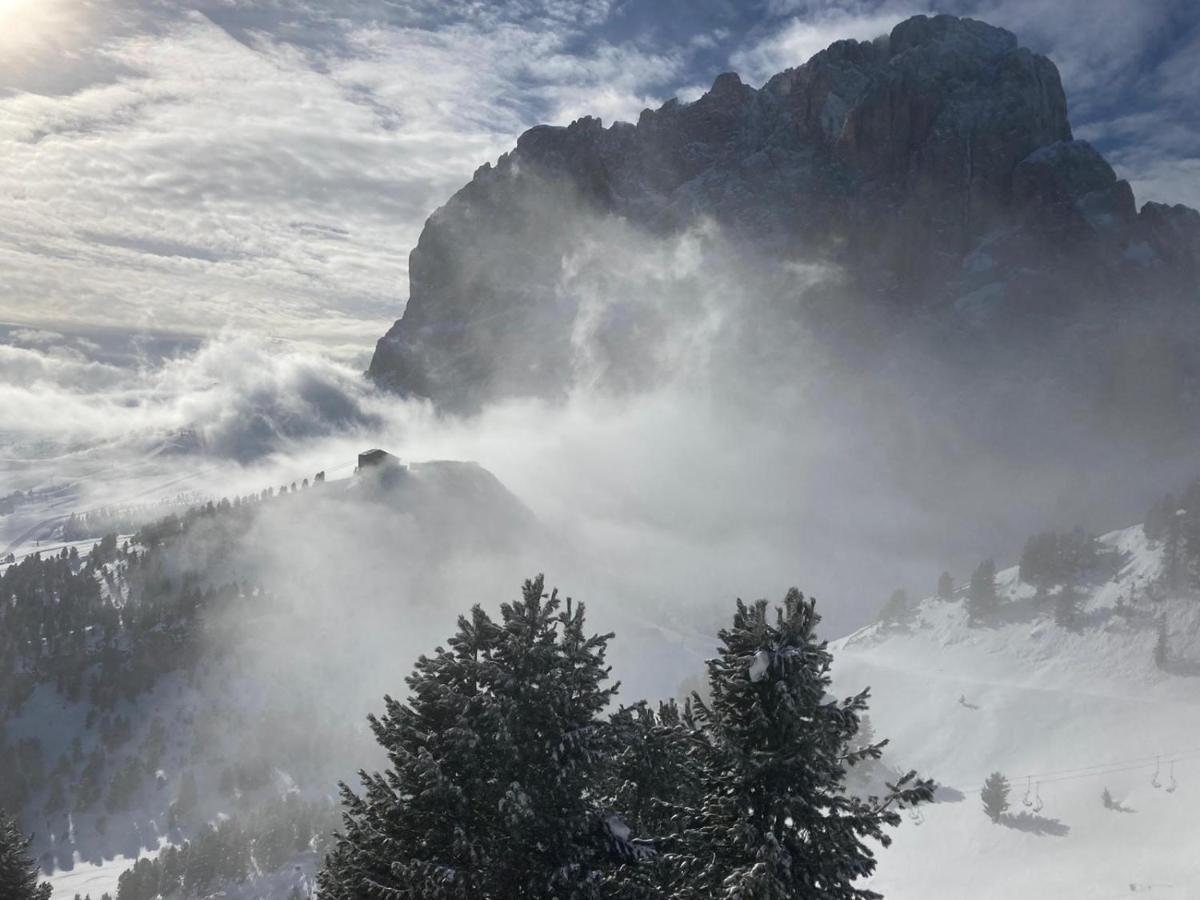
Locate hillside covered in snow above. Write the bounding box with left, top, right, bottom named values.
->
left=0, top=457, right=538, bottom=900
left=8, top=473, right=1199, bottom=898
left=7, top=443, right=1200, bottom=900
left=832, top=517, right=1200, bottom=899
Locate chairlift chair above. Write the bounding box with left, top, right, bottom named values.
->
left=1032, top=782, right=1043, bottom=813
left=1022, top=776, right=1033, bottom=807
left=1151, top=756, right=1162, bottom=789
left=1166, top=760, right=1177, bottom=794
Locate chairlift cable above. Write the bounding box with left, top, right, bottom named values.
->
left=944, top=746, right=1200, bottom=795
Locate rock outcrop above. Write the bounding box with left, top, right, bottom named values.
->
left=369, top=14, right=1200, bottom=412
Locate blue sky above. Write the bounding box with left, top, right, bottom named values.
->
left=1, top=0, right=1196, bottom=358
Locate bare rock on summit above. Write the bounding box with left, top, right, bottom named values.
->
left=369, top=14, right=1200, bottom=412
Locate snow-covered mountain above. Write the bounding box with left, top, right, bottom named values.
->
left=831, top=523, right=1200, bottom=899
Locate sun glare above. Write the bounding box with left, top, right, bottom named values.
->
left=0, top=0, right=72, bottom=54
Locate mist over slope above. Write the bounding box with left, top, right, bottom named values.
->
left=10, top=447, right=1200, bottom=899
left=0, top=460, right=550, bottom=900
left=355, top=13, right=1200, bottom=629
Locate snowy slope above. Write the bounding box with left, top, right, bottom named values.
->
left=23, top=488, right=1200, bottom=899
left=830, top=525, right=1200, bottom=900
left=18, top=460, right=533, bottom=900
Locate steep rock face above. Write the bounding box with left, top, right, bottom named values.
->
left=369, top=14, right=1199, bottom=412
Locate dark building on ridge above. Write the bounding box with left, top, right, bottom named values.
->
left=357, top=449, right=400, bottom=473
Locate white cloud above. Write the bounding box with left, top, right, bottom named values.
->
left=6, top=327, right=67, bottom=347
left=0, top=3, right=690, bottom=346
left=962, top=0, right=1169, bottom=102
left=0, top=16, right=412, bottom=347
left=1120, top=157, right=1200, bottom=213
left=730, top=7, right=916, bottom=85
left=0, top=334, right=384, bottom=461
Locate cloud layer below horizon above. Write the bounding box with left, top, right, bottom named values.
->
left=0, top=0, right=1196, bottom=354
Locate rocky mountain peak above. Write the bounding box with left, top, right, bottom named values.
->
left=369, top=14, right=1199, bottom=413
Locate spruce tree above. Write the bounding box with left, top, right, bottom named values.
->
left=319, top=576, right=629, bottom=899
left=980, top=773, right=1009, bottom=822
left=1054, top=583, right=1082, bottom=629
left=1165, top=505, right=1183, bottom=592
left=936, top=572, right=954, bottom=601
left=603, top=701, right=698, bottom=896
left=1144, top=494, right=1171, bottom=543
left=671, top=591, right=933, bottom=899
left=605, top=701, right=698, bottom=843
left=1182, top=483, right=1200, bottom=589
left=967, top=559, right=997, bottom=624
left=1155, top=618, right=1169, bottom=670
left=1019, top=533, right=1059, bottom=588
left=0, top=808, right=51, bottom=900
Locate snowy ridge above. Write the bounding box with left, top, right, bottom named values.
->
left=835, top=524, right=1200, bottom=697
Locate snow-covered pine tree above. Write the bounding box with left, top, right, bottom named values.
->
left=1144, top=493, right=1172, bottom=543
left=606, top=701, right=699, bottom=842
left=671, top=591, right=934, bottom=900
left=318, top=576, right=628, bottom=899
left=1019, top=532, right=1059, bottom=588
left=1164, top=505, right=1184, bottom=592
left=936, top=571, right=954, bottom=600
left=603, top=701, right=699, bottom=896
left=0, top=808, right=51, bottom=900
left=1054, top=583, right=1082, bottom=629
left=967, top=559, right=997, bottom=624
left=980, top=772, right=1010, bottom=822
left=1155, top=617, right=1169, bottom=669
